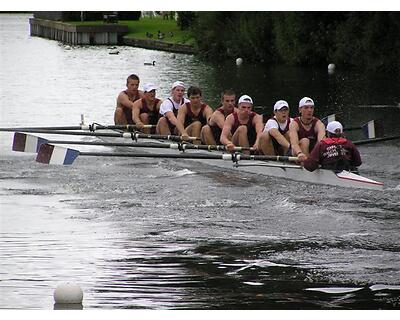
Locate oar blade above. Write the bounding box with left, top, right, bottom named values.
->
left=361, top=119, right=384, bottom=139
left=12, top=132, right=48, bottom=153
left=36, top=144, right=79, bottom=165
left=321, top=114, right=336, bottom=127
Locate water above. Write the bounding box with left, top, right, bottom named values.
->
left=1, top=13, right=400, bottom=310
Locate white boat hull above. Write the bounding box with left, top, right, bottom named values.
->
left=98, top=134, right=384, bottom=191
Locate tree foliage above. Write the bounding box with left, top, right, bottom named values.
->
left=185, top=12, right=400, bottom=73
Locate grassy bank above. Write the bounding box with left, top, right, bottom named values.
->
left=70, top=17, right=195, bottom=46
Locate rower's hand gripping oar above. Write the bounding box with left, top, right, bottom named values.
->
left=35, top=143, right=299, bottom=166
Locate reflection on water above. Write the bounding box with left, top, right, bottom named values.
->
left=0, top=13, right=400, bottom=310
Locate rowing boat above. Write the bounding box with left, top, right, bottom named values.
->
left=8, top=129, right=380, bottom=191
left=90, top=130, right=383, bottom=191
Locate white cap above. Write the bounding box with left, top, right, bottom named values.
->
left=172, top=81, right=185, bottom=90
left=299, top=97, right=315, bottom=108
left=238, top=95, right=253, bottom=105
left=143, top=83, right=157, bottom=92
left=274, top=100, right=289, bottom=111
left=326, top=121, right=343, bottom=134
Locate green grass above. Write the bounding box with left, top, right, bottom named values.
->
left=69, top=17, right=195, bottom=46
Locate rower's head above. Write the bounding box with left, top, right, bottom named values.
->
left=273, top=100, right=290, bottom=121
left=187, top=86, right=202, bottom=106
left=143, top=83, right=157, bottom=101
left=298, top=97, right=315, bottom=119
left=326, top=121, right=343, bottom=137
left=237, top=95, right=253, bottom=113
left=171, top=81, right=185, bottom=101
left=126, top=74, right=140, bottom=92
left=221, top=89, right=236, bottom=112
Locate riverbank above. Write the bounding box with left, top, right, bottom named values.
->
left=30, top=16, right=197, bottom=54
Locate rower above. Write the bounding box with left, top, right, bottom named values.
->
left=288, top=96, right=326, bottom=162
left=114, top=74, right=145, bottom=125
left=303, top=121, right=362, bottom=172
left=175, top=86, right=213, bottom=141
left=220, top=95, right=264, bottom=154
left=156, top=81, right=189, bottom=135
left=131, top=83, right=162, bottom=134
left=200, top=89, right=237, bottom=145
left=259, top=100, right=293, bottom=156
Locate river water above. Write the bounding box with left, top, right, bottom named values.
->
left=1, top=13, right=400, bottom=311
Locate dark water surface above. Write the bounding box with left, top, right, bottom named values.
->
left=1, top=14, right=400, bottom=310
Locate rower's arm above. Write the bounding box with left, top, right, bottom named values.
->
left=316, top=120, right=326, bottom=142
left=176, top=105, right=188, bottom=136
left=220, top=115, right=234, bottom=146
left=204, top=105, right=214, bottom=124
left=117, top=92, right=135, bottom=109
left=289, top=121, right=302, bottom=156
left=269, top=128, right=291, bottom=148
left=209, top=111, right=225, bottom=129
left=131, top=100, right=144, bottom=128
left=253, top=114, right=265, bottom=149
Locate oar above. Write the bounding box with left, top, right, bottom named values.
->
left=3, top=129, right=199, bottom=142
left=12, top=133, right=252, bottom=153
left=0, top=124, right=155, bottom=132
left=354, top=135, right=400, bottom=145
left=35, top=143, right=299, bottom=165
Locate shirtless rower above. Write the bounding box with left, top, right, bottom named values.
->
left=176, top=86, right=213, bottom=141
left=288, top=97, right=325, bottom=162
left=114, top=74, right=144, bottom=125
left=304, top=121, right=362, bottom=172
left=220, top=95, right=264, bottom=154
left=132, top=83, right=162, bottom=134
left=156, top=81, right=189, bottom=135
left=200, top=89, right=237, bottom=145
left=259, top=100, right=293, bottom=155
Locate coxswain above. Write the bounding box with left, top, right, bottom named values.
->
left=114, top=74, right=144, bottom=125
left=131, top=83, right=162, bottom=134
left=220, top=95, right=264, bottom=154
left=259, top=100, right=293, bottom=155
left=289, top=97, right=325, bottom=161
left=200, top=89, right=237, bottom=145
left=304, top=121, right=362, bottom=172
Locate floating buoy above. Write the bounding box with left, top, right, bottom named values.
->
left=64, top=45, right=71, bottom=50
left=109, top=49, right=119, bottom=55
left=171, top=54, right=176, bottom=59
left=328, top=63, right=336, bottom=71
left=236, top=57, right=243, bottom=66
left=144, top=60, right=156, bottom=66
left=54, top=282, right=83, bottom=304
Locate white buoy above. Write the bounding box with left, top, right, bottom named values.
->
left=328, top=63, right=336, bottom=71
left=54, top=282, right=83, bottom=304
left=109, top=49, right=119, bottom=55
left=236, top=57, right=243, bottom=66
left=64, top=45, right=71, bottom=50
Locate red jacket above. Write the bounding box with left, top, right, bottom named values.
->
left=304, top=137, right=362, bottom=172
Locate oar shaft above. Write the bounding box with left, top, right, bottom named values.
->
left=354, top=135, right=400, bottom=145
left=0, top=124, right=155, bottom=131
left=4, top=129, right=198, bottom=142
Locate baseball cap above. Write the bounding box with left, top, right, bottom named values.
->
left=143, top=83, right=157, bottom=92
left=172, top=81, right=185, bottom=90
left=326, top=121, right=343, bottom=134
left=299, top=97, right=315, bottom=108
left=274, top=100, right=289, bottom=111
left=238, top=95, right=253, bottom=105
